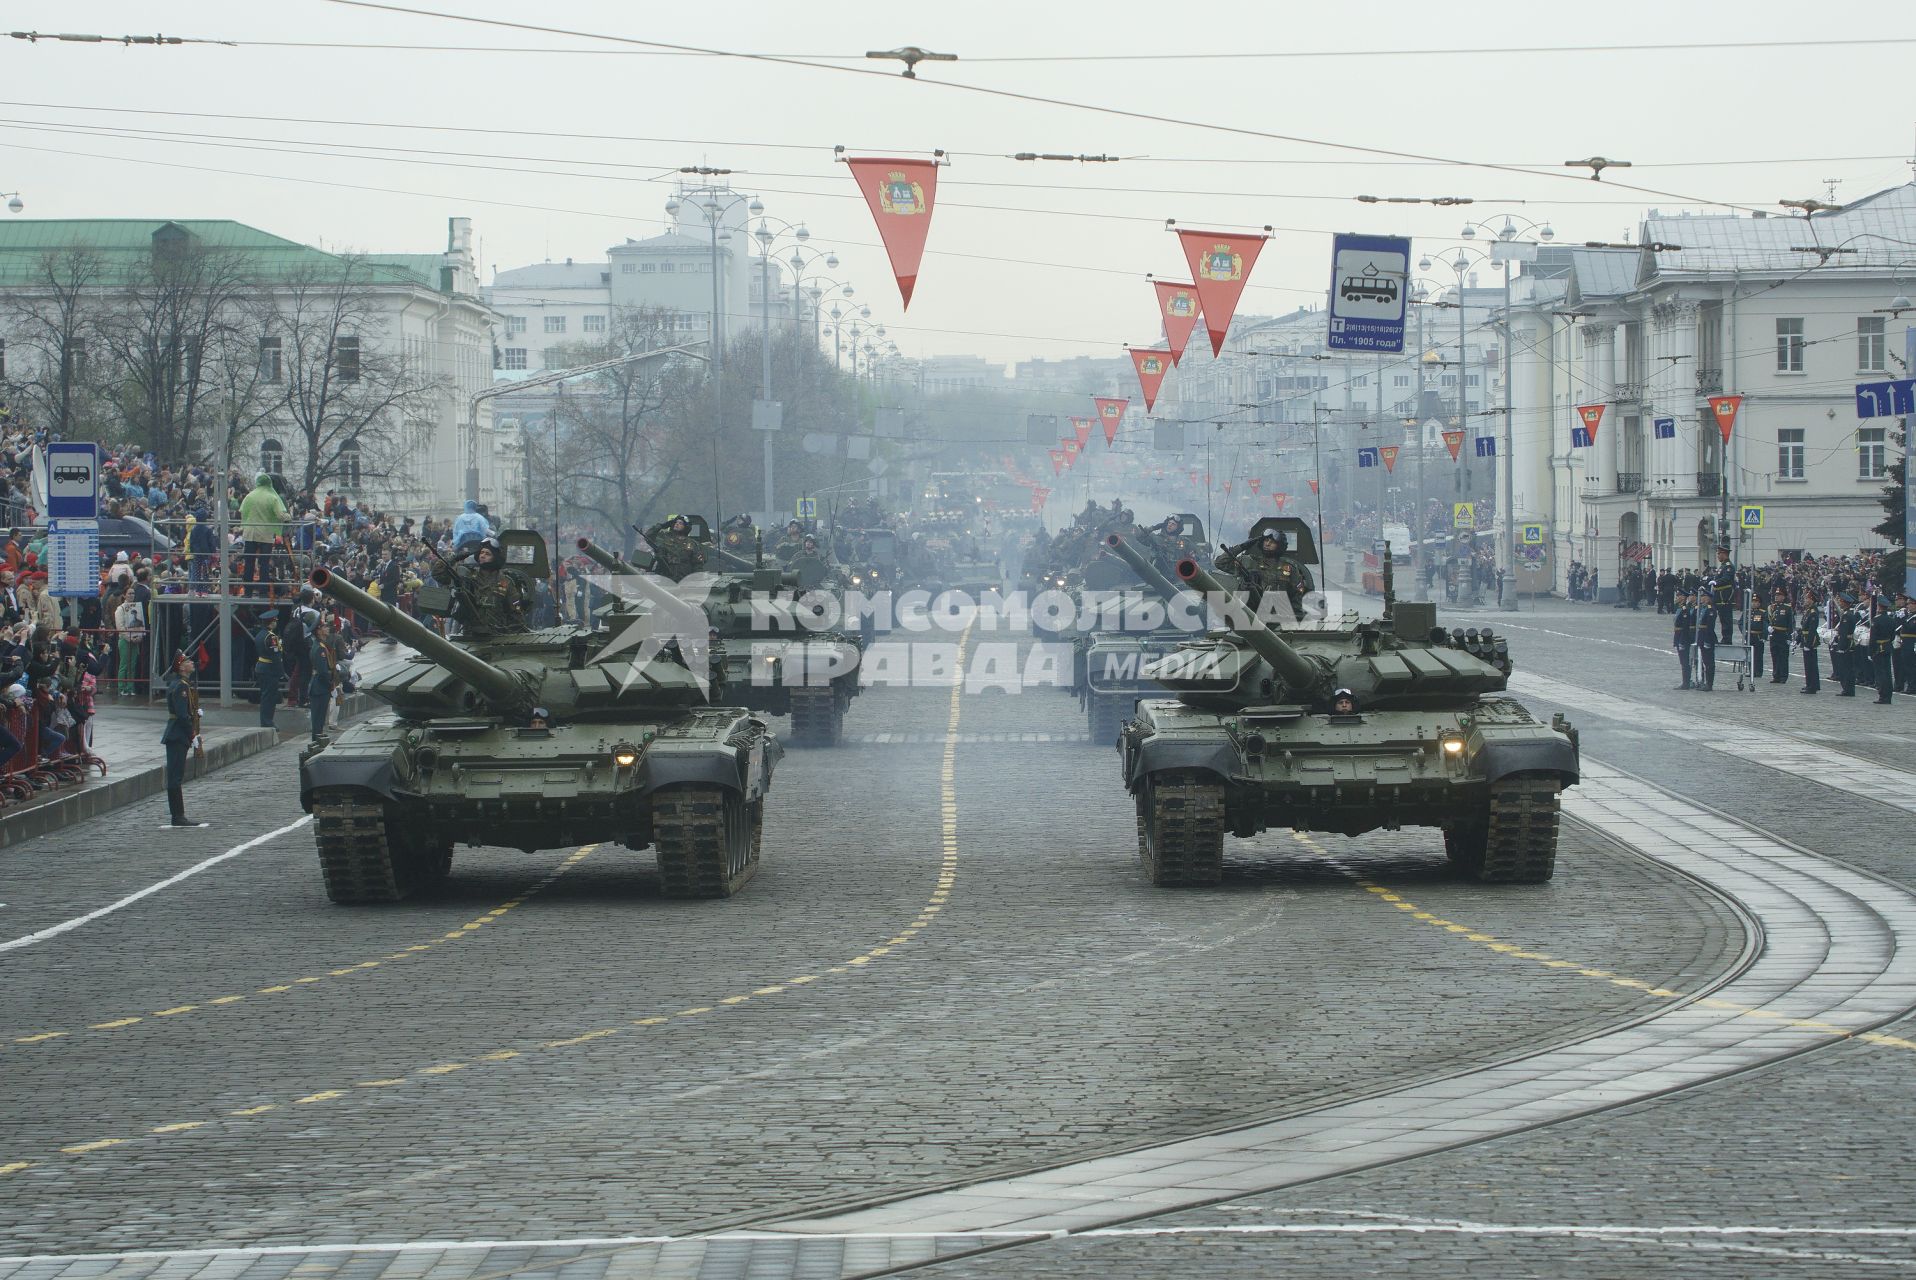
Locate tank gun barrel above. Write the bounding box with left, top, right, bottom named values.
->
left=1174, top=558, right=1330, bottom=697
left=1103, top=533, right=1189, bottom=606
left=308, top=567, right=535, bottom=716
left=714, top=542, right=756, bottom=571
left=576, top=539, right=713, bottom=635
left=575, top=537, right=639, bottom=576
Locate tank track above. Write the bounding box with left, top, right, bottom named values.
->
left=1087, top=694, right=1128, bottom=747
left=788, top=684, right=844, bottom=747
left=312, top=789, right=406, bottom=904
left=1477, top=774, right=1561, bottom=883
left=1136, top=771, right=1226, bottom=887
left=653, top=785, right=760, bottom=898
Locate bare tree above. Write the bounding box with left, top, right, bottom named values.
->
left=93, top=230, right=255, bottom=462
left=261, top=256, right=440, bottom=495
left=1, top=245, right=108, bottom=437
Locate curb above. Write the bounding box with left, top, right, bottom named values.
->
left=0, top=728, right=282, bottom=852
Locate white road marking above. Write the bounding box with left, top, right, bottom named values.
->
left=1498, top=618, right=1669, bottom=655
left=0, top=816, right=313, bottom=956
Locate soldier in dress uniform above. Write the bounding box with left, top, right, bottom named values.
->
left=1696, top=605, right=1717, bottom=691
left=1897, top=593, right=1916, bottom=694
left=1768, top=588, right=1793, bottom=685
left=1747, top=593, right=1768, bottom=680
left=1672, top=590, right=1696, bottom=691
left=252, top=608, right=284, bottom=728
left=1709, top=547, right=1735, bottom=642
left=1869, top=595, right=1897, bottom=705
left=1797, top=592, right=1821, bottom=694
left=1833, top=593, right=1862, bottom=696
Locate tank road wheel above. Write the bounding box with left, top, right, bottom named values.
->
left=1135, top=770, right=1226, bottom=888
left=400, top=835, right=454, bottom=890
left=789, top=685, right=844, bottom=747
left=654, top=785, right=759, bottom=898
left=1474, top=772, right=1562, bottom=884
left=312, top=788, right=406, bottom=905
left=1086, top=694, right=1128, bottom=747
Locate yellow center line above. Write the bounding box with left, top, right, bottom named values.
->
left=4, top=844, right=604, bottom=1052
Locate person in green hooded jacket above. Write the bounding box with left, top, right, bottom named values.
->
left=238, top=473, right=289, bottom=596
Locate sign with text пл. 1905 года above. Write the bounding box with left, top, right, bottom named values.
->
left=1326, top=233, right=1409, bottom=354
left=46, top=441, right=99, bottom=521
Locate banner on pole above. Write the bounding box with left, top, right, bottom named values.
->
left=1130, top=349, right=1172, bottom=412
left=1442, top=428, right=1465, bottom=460
left=1707, top=394, right=1744, bottom=444
left=1151, top=279, right=1204, bottom=365
left=1575, top=402, right=1606, bottom=446
left=1072, top=416, right=1092, bottom=449
left=842, top=154, right=943, bottom=308
left=1308, top=479, right=1320, bottom=495
left=1174, top=227, right=1271, bottom=357
left=1247, top=477, right=1261, bottom=494
left=1048, top=448, right=1063, bottom=475
left=1379, top=445, right=1400, bottom=473
left=1094, top=397, right=1129, bottom=445
left=1272, top=492, right=1288, bottom=510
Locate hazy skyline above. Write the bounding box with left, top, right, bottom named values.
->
left=5, top=0, right=1914, bottom=364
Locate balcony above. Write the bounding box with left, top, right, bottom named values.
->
left=1613, top=380, right=1643, bottom=403
left=1697, top=473, right=1721, bottom=497
left=1696, top=367, right=1723, bottom=395
left=1616, top=472, right=1643, bottom=494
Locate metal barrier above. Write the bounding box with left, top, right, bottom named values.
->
left=0, top=697, right=105, bottom=807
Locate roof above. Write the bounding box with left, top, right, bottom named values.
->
left=0, top=219, right=457, bottom=291
left=1522, top=245, right=1638, bottom=309
left=490, top=261, right=611, bottom=291
left=1644, top=182, right=1916, bottom=277
left=609, top=231, right=730, bottom=254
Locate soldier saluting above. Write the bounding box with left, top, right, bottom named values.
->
left=1216, top=526, right=1314, bottom=620
left=438, top=536, right=531, bottom=635
left=641, top=515, right=707, bottom=581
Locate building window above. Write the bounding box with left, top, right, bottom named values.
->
left=621, top=262, right=637, bottom=274
left=544, top=315, right=567, bottom=335
left=1439, top=373, right=1456, bottom=387
left=506, top=315, right=526, bottom=335
left=1352, top=400, right=1368, bottom=413
left=1858, top=316, right=1886, bottom=371
left=258, top=336, right=282, bottom=383
left=698, top=261, right=712, bottom=273
left=1778, top=427, right=1805, bottom=479
left=1353, top=374, right=1369, bottom=387
left=1776, top=318, right=1804, bottom=372
left=640, top=262, right=656, bottom=273
left=260, top=438, right=284, bottom=476
left=660, top=263, right=675, bottom=274
left=1466, top=373, right=1480, bottom=387
left=333, top=336, right=360, bottom=383
left=1393, top=399, right=1413, bottom=415
left=500, top=347, right=527, bottom=371
left=583, top=314, right=605, bottom=333
left=1859, top=426, right=1887, bottom=479
left=336, top=439, right=361, bottom=489
left=1393, top=373, right=1410, bottom=387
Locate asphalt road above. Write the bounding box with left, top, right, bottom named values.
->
left=1, top=599, right=1910, bottom=1278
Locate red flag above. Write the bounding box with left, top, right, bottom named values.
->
left=1308, top=479, right=1319, bottom=495
left=844, top=156, right=941, bottom=308
left=1129, top=349, right=1172, bottom=412
left=1708, top=394, right=1743, bottom=444
left=1062, top=438, right=1080, bottom=467
left=1379, top=445, right=1400, bottom=473
left=1047, top=448, right=1063, bottom=475
left=1152, top=279, right=1203, bottom=365
left=1575, top=402, right=1606, bottom=444
left=1094, top=397, right=1129, bottom=445
left=1072, top=416, right=1092, bottom=448
left=1175, top=229, right=1270, bottom=357
left=1247, top=477, right=1261, bottom=495
left=1272, top=492, right=1288, bottom=511
left=1441, top=428, right=1464, bottom=461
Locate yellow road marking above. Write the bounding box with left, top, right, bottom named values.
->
left=0, top=1162, right=31, bottom=1175
left=149, top=1122, right=205, bottom=1134
left=60, top=1139, right=126, bottom=1155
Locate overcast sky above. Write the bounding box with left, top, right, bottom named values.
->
left=5, top=1, right=1913, bottom=365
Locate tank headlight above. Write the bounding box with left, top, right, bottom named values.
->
left=613, top=748, right=638, bottom=767
left=763, top=654, right=779, bottom=664
left=1442, top=737, right=1465, bottom=755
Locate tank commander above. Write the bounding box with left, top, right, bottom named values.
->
left=642, top=515, right=708, bottom=581
left=1330, top=687, right=1358, bottom=716
left=1216, top=526, right=1315, bottom=617
left=440, top=536, right=531, bottom=635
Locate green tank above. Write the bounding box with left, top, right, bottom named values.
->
left=1105, top=525, right=1579, bottom=887
left=1074, top=530, right=1201, bottom=746
left=576, top=537, right=863, bottom=748
left=298, top=531, right=782, bottom=904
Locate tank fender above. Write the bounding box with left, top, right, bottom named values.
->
left=1122, top=734, right=1239, bottom=792
left=1479, top=736, right=1580, bottom=786
left=637, top=754, right=748, bottom=796
left=300, top=757, right=400, bottom=809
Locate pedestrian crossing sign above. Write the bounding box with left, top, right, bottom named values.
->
left=1519, top=522, right=1544, bottom=545
left=796, top=497, right=817, bottom=519
left=1452, top=501, right=1475, bottom=528
left=1740, top=504, right=1763, bottom=529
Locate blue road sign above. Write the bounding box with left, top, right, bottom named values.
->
left=1326, top=233, right=1410, bottom=354
left=1653, top=416, right=1677, bottom=439
left=1474, top=436, right=1497, bottom=458
left=1570, top=427, right=1592, bottom=449
left=1855, top=378, right=1915, bottom=418
left=45, top=441, right=99, bottom=521
left=1357, top=446, right=1379, bottom=468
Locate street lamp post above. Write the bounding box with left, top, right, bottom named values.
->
left=666, top=183, right=762, bottom=523
left=751, top=217, right=823, bottom=522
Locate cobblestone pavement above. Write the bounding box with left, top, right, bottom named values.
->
left=0, top=608, right=1910, bottom=1278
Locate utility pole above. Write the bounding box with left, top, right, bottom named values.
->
left=759, top=237, right=775, bottom=521
left=1503, top=262, right=1517, bottom=610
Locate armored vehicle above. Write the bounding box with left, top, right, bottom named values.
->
left=299, top=531, right=781, bottom=904
left=1074, top=521, right=1207, bottom=744
left=577, top=537, right=863, bottom=748
left=1106, top=523, right=1579, bottom=887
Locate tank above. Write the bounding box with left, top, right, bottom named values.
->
left=1074, top=531, right=1203, bottom=745
left=1107, top=527, right=1579, bottom=887
left=577, top=537, right=863, bottom=748
left=298, top=532, right=782, bottom=904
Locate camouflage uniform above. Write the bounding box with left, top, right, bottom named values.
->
left=643, top=521, right=708, bottom=581
left=1217, top=536, right=1315, bottom=615
left=454, top=563, right=531, bottom=635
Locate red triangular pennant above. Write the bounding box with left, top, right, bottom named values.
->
left=1129, top=349, right=1172, bottom=413
left=1379, top=445, right=1400, bottom=473
left=1175, top=229, right=1270, bottom=357
left=1708, top=394, right=1743, bottom=444
left=1047, top=448, right=1063, bottom=475
left=1272, top=492, right=1288, bottom=511
left=1072, top=416, right=1092, bottom=448
left=1441, top=428, right=1464, bottom=461
left=1308, top=479, right=1319, bottom=494
left=1248, top=478, right=1261, bottom=495
left=1575, top=402, right=1606, bottom=445
left=844, top=156, right=941, bottom=309
left=1151, top=279, right=1203, bottom=365
left=1094, top=397, right=1129, bottom=446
